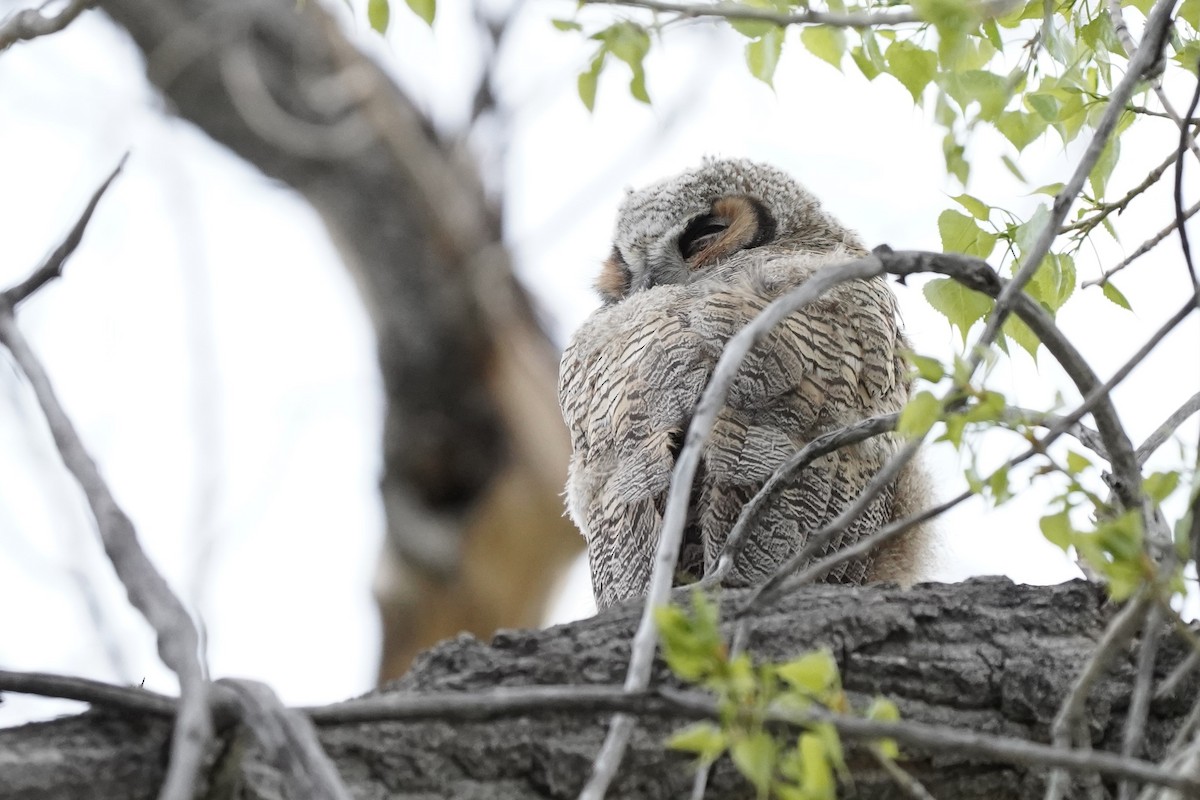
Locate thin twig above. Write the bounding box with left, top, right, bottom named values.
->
left=737, top=439, right=921, bottom=611
left=1136, top=391, right=1200, bottom=466
left=218, top=679, right=353, bottom=800
left=0, top=669, right=178, bottom=716
left=2, top=154, right=128, bottom=307
left=576, top=0, right=919, bottom=28
left=1174, top=62, right=1200, bottom=300
left=1062, top=147, right=1182, bottom=236
left=872, top=748, right=940, bottom=800
left=0, top=0, right=94, bottom=51
left=1044, top=591, right=1153, bottom=800
left=1120, top=605, right=1166, bottom=800
left=704, top=412, right=900, bottom=585
left=1084, top=199, right=1200, bottom=289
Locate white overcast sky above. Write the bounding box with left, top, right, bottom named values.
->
left=0, top=0, right=1197, bottom=726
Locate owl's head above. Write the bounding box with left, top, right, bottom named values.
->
left=596, top=158, right=863, bottom=303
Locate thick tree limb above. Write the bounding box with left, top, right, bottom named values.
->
left=3, top=579, right=1200, bottom=799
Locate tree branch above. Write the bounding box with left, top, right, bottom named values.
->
left=0, top=164, right=210, bottom=800
left=0, top=0, right=94, bottom=51
left=575, top=0, right=919, bottom=28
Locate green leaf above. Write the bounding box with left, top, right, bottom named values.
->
left=1145, top=471, right=1181, bottom=503
left=1000, top=154, right=1027, bottom=182
left=746, top=28, right=785, bottom=86
left=552, top=18, right=582, bottom=32
left=1014, top=204, right=1051, bottom=254
left=797, top=732, right=836, bottom=799
left=1066, top=451, right=1092, bottom=475
left=1027, top=253, right=1076, bottom=314
left=906, top=352, right=946, bottom=383
left=995, top=110, right=1046, bottom=152
left=923, top=278, right=994, bottom=343
left=1040, top=510, right=1073, bottom=551
left=1027, top=92, right=1061, bottom=122
left=577, top=53, right=605, bottom=112
left=867, top=696, right=901, bottom=722
left=943, top=133, right=969, bottom=184
left=1033, top=182, right=1065, bottom=196
left=732, top=731, right=778, bottom=798
left=1090, top=135, right=1120, bottom=200
left=939, top=209, right=997, bottom=258
left=404, top=0, right=434, bottom=26
left=943, top=70, right=1010, bottom=121
left=604, top=23, right=652, bottom=104
left=1002, top=314, right=1040, bottom=359
left=951, top=193, right=990, bottom=221
left=777, top=649, right=840, bottom=697
left=801, top=26, right=846, bottom=70
left=897, top=390, right=941, bottom=439
left=728, top=0, right=785, bottom=38
left=1101, top=280, right=1132, bottom=310
left=1181, top=0, right=1200, bottom=28
left=667, top=722, right=728, bottom=763
left=368, top=0, right=391, bottom=33
left=885, top=40, right=938, bottom=102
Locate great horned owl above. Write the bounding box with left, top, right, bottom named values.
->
left=559, top=158, right=931, bottom=609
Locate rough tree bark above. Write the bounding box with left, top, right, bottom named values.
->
left=2, top=579, right=1196, bottom=799
left=89, top=0, right=581, bottom=680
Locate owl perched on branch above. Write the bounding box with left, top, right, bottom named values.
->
left=558, top=159, right=932, bottom=610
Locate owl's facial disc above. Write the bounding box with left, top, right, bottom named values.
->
left=677, top=195, right=776, bottom=270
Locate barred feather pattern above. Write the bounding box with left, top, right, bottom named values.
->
left=559, top=159, right=930, bottom=610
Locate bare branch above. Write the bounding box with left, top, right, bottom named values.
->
left=1120, top=605, right=1166, bottom=800
left=1136, top=391, right=1200, bottom=466
left=872, top=749, right=940, bottom=800
left=1084, top=199, right=1200, bottom=289
left=738, top=439, right=922, bottom=611
left=1, top=154, right=127, bottom=307
left=705, top=412, right=900, bottom=586
left=0, top=669, right=177, bottom=717
left=0, top=0, right=94, bottom=51
left=1062, top=146, right=1182, bottom=237
left=0, top=164, right=210, bottom=800
left=576, top=0, right=919, bottom=28
left=218, top=679, right=353, bottom=800
left=1045, top=591, right=1153, bottom=800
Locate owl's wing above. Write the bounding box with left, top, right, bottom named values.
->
left=696, top=263, right=910, bottom=584
left=559, top=287, right=714, bottom=608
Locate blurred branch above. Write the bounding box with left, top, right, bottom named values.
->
left=575, top=0, right=921, bottom=27
left=0, top=0, right=93, bottom=51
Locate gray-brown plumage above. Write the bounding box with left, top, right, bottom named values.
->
left=559, top=158, right=932, bottom=609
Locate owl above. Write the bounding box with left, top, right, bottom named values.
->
left=558, top=158, right=932, bottom=610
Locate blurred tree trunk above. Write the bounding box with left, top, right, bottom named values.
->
left=94, top=0, right=582, bottom=679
